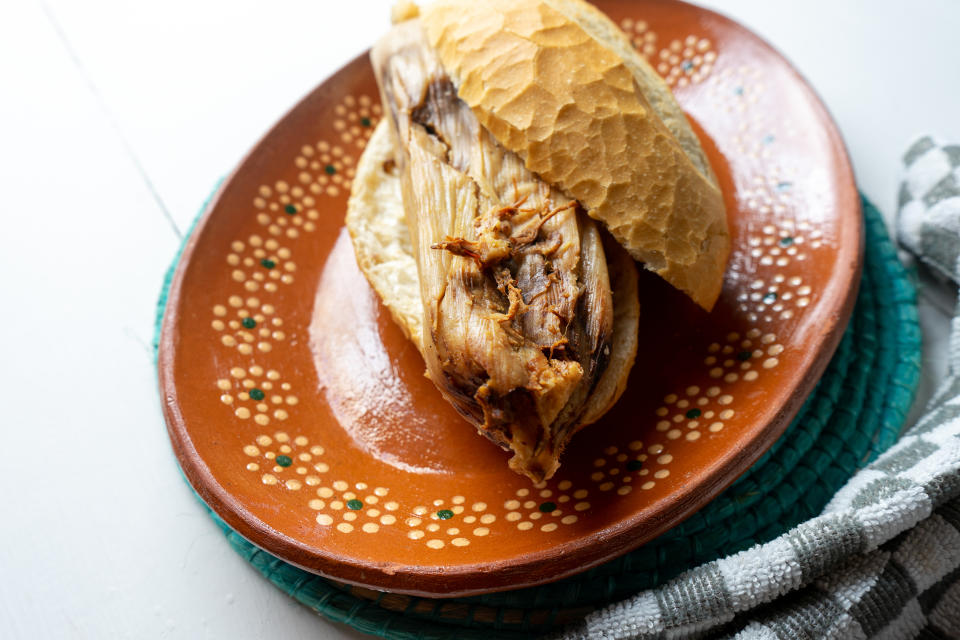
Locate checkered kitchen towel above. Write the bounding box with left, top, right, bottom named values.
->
left=556, top=138, right=960, bottom=640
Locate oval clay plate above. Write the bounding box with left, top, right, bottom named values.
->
left=159, top=0, right=860, bottom=598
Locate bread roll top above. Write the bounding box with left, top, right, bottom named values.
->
left=420, top=0, right=729, bottom=309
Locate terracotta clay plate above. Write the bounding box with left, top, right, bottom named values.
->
left=159, top=0, right=859, bottom=598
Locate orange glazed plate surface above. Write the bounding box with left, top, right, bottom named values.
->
left=159, top=0, right=860, bottom=597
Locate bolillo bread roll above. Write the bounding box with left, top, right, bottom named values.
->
left=345, top=0, right=726, bottom=481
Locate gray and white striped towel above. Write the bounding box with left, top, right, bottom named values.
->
left=556, top=138, right=960, bottom=640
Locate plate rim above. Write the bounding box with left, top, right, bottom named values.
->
left=158, top=0, right=862, bottom=598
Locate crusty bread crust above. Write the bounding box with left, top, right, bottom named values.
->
left=345, top=120, right=423, bottom=350
left=544, top=0, right=714, bottom=182
left=420, top=0, right=729, bottom=309
left=346, top=119, right=639, bottom=429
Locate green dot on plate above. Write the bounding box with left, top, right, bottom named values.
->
left=249, top=388, right=265, bottom=401
left=685, top=408, right=701, bottom=419
left=275, top=455, right=292, bottom=467
left=361, top=117, right=372, bottom=127
left=627, top=459, right=644, bottom=471
left=325, top=164, right=336, bottom=175
left=347, top=499, right=363, bottom=510
left=436, top=509, right=454, bottom=520
left=763, top=292, right=778, bottom=304
left=539, top=501, right=557, bottom=513
left=779, top=236, right=794, bottom=246
left=737, top=350, right=752, bottom=361
left=284, top=204, right=297, bottom=215
left=242, top=317, right=256, bottom=329
left=261, top=259, right=276, bottom=269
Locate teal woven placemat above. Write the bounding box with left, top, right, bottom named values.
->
left=154, top=195, right=921, bottom=638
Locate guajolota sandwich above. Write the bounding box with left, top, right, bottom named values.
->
left=346, top=0, right=729, bottom=482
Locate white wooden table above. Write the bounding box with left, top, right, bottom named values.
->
left=1, top=1, right=957, bottom=637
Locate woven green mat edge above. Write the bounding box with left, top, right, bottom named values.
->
left=153, top=195, right=921, bottom=639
